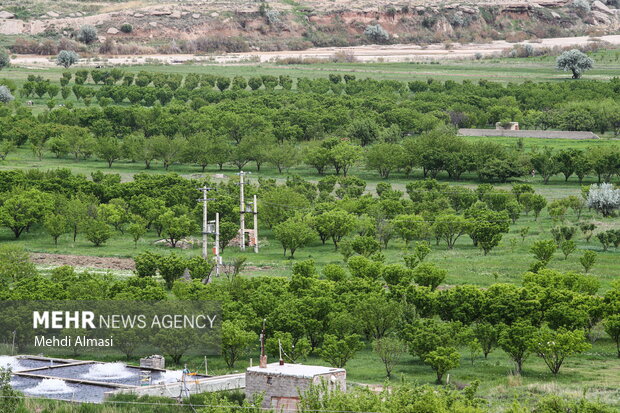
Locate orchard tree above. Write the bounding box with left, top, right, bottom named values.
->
left=498, top=321, right=537, bottom=375
left=44, top=213, right=70, bottom=245
left=530, top=147, right=559, bottom=184
left=604, top=315, right=620, bottom=358
left=56, top=50, right=79, bottom=68
left=586, top=183, right=620, bottom=217
left=373, top=336, right=407, bottom=378
left=95, top=136, right=122, bottom=167
left=424, top=346, right=460, bottom=384
left=84, top=219, right=113, bottom=247
left=330, top=141, right=362, bottom=177
left=274, top=215, right=316, bottom=258
left=412, top=262, right=446, bottom=290
left=393, top=214, right=429, bottom=246
left=220, top=320, right=256, bottom=368
left=314, top=209, right=356, bottom=250
left=473, top=322, right=498, bottom=359
left=580, top=250, right=597, bottom=273
left=159, top=211, right=196, bottom=248
left=154, top=328, right=198, bottom=365
left=556, top=49, right=594, bottom=79
left=319, top=333, right=363, bottom=368
left=0, top=189, right=53, bottom=238
left=433, top=214, right=470, bottom=249
left=531, top=326, right=590, bottom=375
left=365, top=143, right=404, bottom=178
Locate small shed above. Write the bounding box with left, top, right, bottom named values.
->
left=245, top=363, right=346, bottom=411
left=496, top=121, right=520, bottom=130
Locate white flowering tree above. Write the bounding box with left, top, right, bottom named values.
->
left=556, top=49, right=593, bottom=79
left=586, top=183, right=620, bottom=217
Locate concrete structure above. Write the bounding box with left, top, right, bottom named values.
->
left=245, top=363, right=346, bottom=411
left=139, top=355, right=165, bottom=370
left=496, top=121, right=520, bottom=130
left=458, top=128, right=600, bottom=140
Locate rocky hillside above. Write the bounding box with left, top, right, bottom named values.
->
left=1, top=0, right=619, bottom=54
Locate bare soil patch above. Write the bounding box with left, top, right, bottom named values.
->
left=30, top=252, right=135, bottom=271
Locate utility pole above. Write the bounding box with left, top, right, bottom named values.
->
left=238, top=171, right=246, bottom=251
left=253, top=194, right=259, bottom=253
left=197, top=186, right=214, bottom=259
left=214, top=212, right=220, bottom=277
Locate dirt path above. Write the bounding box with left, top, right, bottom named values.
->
left=11, top=35, right=620, bottom=67
left=30, top=253, right=135, bottom=271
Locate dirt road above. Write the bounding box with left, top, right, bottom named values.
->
left=11, top=34, right=620, bottom=67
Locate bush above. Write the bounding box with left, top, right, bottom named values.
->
left=364, top=24, right=389, bottom=43
left=78, top=25, right=98, bottom=44
left=134, top=251, right=160, bottom=277
left=120, top=23, right=133, bottom=33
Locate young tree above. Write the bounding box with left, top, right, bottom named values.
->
left=580, top=250, right=597, bottom=273
left=84, top=219, right=113, bottom=247
left=473, top=322, right=498, bottom=359
left=127, top=218, right=147, bottom=247
left=531, top=326, right=590, bottom=375
left=220, top=320, right=256, bottom=368
left=274, top=215, right=316, bottom=258
left=433, top=214, right=470, bottom=249
left=498, top=321, right=537, bottom=374
left=530, top=240, right=557, bottom=266
left=424, top=346, right=460, bottom=384
left=56, top=50, right=79, bottom=68
left=319, top=334, right=363, bottom=368
left=44, top=213, right=70, bottom=245
left=373, top=336, right=407, bottom=378
left=560, top=240, right=576, bottom=260
left=556, top=49, right=594, bottom=79
left=603, top=315, right=620, bottom=358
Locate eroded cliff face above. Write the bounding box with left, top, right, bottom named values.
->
left=1, top=0, right=619, bottom=52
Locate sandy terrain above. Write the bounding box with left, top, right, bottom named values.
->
left=11, top=34, right=620, bottom=67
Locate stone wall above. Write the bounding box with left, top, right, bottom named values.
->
left=458, top=129, right=600, bottom=140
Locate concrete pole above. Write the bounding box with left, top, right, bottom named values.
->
left=202, top=187, right=208, bottom=259
left=253, top=194, right=259, bottom=253
left=215, top=212, right=220, bottom=278
left=239, top=171, right=246, bottom=251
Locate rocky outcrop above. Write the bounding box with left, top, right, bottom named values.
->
left=0, top=11, right=15, bottom=19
